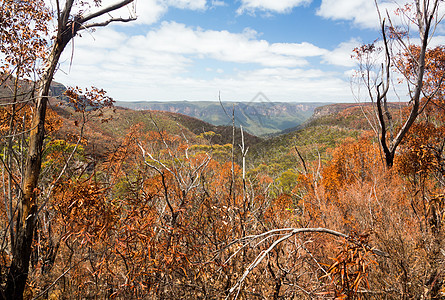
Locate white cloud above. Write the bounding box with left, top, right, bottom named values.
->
left=322, top=38, right=361, bottom=67
left=75, top=29, right=128, bottom=49
left=211, top=0, right=226, bottom=7
left=55, top=63, right=352, bottom=102
left=237, top=0, right=311, bottom=14
left=215, top=68, right=350, bottom=102
left=43, top=0, right=207, bottom=26
left=139, top=22, right=317, bottom=67
left=130, top=0, right=167, bottom=25
left=236, top=67, right=336, bottom=81
left=167, top=0, right=207, bottom=10
left=317, top=0, right=403, bottom=29
left=427, top=35, right=445, bottom=48
left=270, top=42, right=328, bottom=57
left=55, top=23, right=359, bottom=102
left=110, top=0, right=207, bottom=25
left=344, top=69, right=356, bottom=78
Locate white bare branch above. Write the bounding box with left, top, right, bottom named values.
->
left=223, top=227, right=388, bottom=299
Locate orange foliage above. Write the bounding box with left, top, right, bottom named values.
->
left=327, top=233, right=377, bottom=299
left=396, top=122, right=444, bottom=176
left=5, top=93, right=445, bottom=298
left=322, top=134, right=381, bottom=202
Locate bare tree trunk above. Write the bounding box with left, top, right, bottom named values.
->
left=4, top=19, right=75, bottom=300
left=377, top=0, right=440, bottom=168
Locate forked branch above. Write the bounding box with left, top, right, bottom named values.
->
left=224, top=227, right=388, bottom=299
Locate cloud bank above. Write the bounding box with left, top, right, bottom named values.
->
left=56, top=21, right=358, bottom=102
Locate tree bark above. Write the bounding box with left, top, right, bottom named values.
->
left=4, top=17, right=77, bottom=300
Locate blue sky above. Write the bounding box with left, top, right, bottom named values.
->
left=52, top=0, right=444, bottom=102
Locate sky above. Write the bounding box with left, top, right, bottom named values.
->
left=50, top=0, right=444, bottom=103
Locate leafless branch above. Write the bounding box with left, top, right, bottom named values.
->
left=224, top=227, right=388, bottom=299
left=81, top=16, right=136, bottom=29
left=78, top=0, right=135, bottom=24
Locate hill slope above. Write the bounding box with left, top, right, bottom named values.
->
left=52, top=101, right=262, bottom=159
left=249, top=101, right=408, bottom=176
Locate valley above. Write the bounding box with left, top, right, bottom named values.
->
left=115, top=100, right=330, bottom=137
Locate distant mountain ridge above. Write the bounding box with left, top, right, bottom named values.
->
left=115, top=100, right=331, bottom=136
left=15, top=80, right=329, bottom=137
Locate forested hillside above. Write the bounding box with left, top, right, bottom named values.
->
left=52, top=98, right=262, bottom=159
left=2, top=0, right=445, bottom=299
